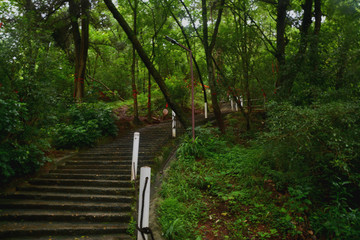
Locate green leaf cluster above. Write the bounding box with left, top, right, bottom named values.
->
left=52, top=102, right=118, bottom=149
left=0, top=93, right=49, bottom=183
left=262, top=99, right=360, bottom=238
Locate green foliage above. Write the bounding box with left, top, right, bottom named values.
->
left=177, top=126, right=227, bottom=159
left=262, top=100, right=360, bottom=238
left=158, top=198, right=195, bottom=239
left=159, top=126, right=305, bottom=239
left=0, top=143, right=48, bottom=182
left=0, top=98, right=27, bottom=136
left=166, top=76, right=190, bottom=108
left=311, top=201, right=360, bottom=239
left=263, top=100, right=360, bottom=188
left=52, top=102, right=118, bottom=149
left=159, top=121, right=360, bottom=239
left=0, top=93, right=49, bottom=183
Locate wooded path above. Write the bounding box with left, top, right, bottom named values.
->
left=0, top=104, right=230, bottom=240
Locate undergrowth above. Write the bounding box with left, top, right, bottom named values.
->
left=158, top=127, right=309, bottom=239
left=158, top=107, right=360, bottom=240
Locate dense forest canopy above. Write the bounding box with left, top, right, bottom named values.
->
left=1, top=0, right=360, bottom=238
left=1, top=0, right=359, bottom=103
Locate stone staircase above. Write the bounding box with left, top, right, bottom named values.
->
left=0, top=122, right=173, bottom=240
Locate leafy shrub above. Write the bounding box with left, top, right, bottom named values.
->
left=0, top=95, right=49, bottom=183
left=261, top=100, right=360, bottom=238
left=166, top=76, right=191, bottom=108
left=177, top=126, right=227, bottom=159
left=0, top=143, right=49, bottom=182
left=160, top=125, right=306, bottom=239
left=0, top=98, right=27, bottom=137
left=52, top=102, right=118, bottom=149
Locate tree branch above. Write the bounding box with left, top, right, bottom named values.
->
left=103, top=0, right=189, bottom=128
left=179, top=0, right=203, bottom=43
left=87, top=74, right=125, bottom=101
left=209, top=0, right=225, bottom=51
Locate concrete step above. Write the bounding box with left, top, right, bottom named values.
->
left=3, top=192, right=133, bottom=203
left=17, top=185, right=134, bottom=196
left=79, top=148, right=157, bottom=154
left=49, top=169, right=131, bottom=174
left=28, top=179, right=132, bottom=188
left=2, top=234, right=132, bottom=240
left=57, top=164, right=130, bottom=170
left=64, top=160, right=132, bottom=166
left=50, top=163, right=153, bottom=174
left=0, top=199, right=131, bottom=212
left=41, top=173, right=131, bottom=181
left=76, top=152, right=154, bottom=157
left=70, top=155, right=154, bottom=160
left=0, top=210, right=130, bottom=222
left=0, top=222, right=130, bottom=239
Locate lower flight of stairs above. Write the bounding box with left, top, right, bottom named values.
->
left=0, top=122, right=173, bottom=240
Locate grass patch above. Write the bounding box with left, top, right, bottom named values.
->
left=158, top=126, right=313, bottom=239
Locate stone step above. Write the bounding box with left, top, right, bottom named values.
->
left=50, top=163, right=152, bottom=174
left=0, top=199, right=131, bottom=212
left=57, top=164, right=130, bottom=170
left=0, top=210, right=130, bottom=222
left=49, top=168, right=131, bottom=174
left=64, top=160, right=132, bottom=167
left=3, top=192, right=133, bottom=203
left=69, top=156, right=154, bottom=161
left=28, top=178, right=132, bottom=188
left=0, top=222, right=130, bottom=239
left=41, top=173, right=131, bottom=181
left=76, top=152, right=154, bottom=157
left=102, top=142, right=166, bottom=147
left=17, top=185, right=134, bottom=196
left=63, top=159, right=153, bottom=164
left=80, top=148, right=157, bottom=154
left=2, top=234, right=132, bottom=240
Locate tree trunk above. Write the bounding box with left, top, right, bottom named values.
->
left=168, top=7, right=208, bottom=106
left=240, top=9, right=251, bottom=130
left=104, top=0, right=189, bottom=128
left=291, top=0, right=313, bottom=88
left=147, top=71, right=152, bottom=122
left=131, top=0, right=140, bottom=124
left=311, top=0, right=322, bottom=82
left=69, top=0, right=89, bottom=101
left=299, top=0, right=313, bottom=56
left=201, top=0, right=225, bottom=133
left=275, top=0, right=289, bottom=96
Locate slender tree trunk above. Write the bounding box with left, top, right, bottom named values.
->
left=311, top=0, right=322, bottom=82
left=299, top=0, right=313, bottom=56
left=147, top=71, right=152, bottom=122
left=69, top=0, right=89, bottom=101
left=275, top=0, right=289, bottom=96
left=131, top=0, right=140, bottom=124
left=201, top=0, right=225, bottom=133
left=168, top=7, right=208, bottom=105
left=314, top=0, right=321, bottom=35
left=291, top=0, right=313, bottom=89
left=240, top=8, right=251, bottom=130
left=104, top=0, right=189, bottom=128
